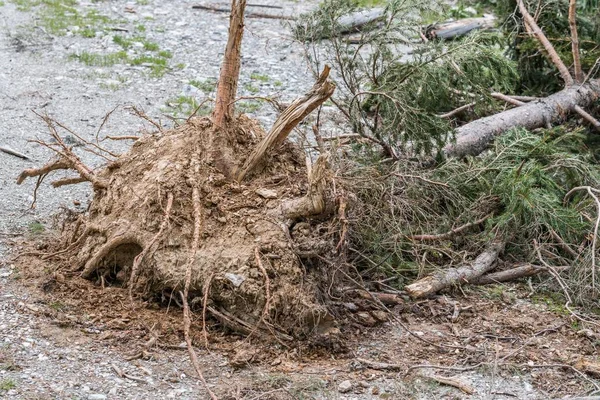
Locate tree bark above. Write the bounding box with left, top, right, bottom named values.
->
left=236, top=66, right=335, bottom=181
left=213, top=0, right=246, bottom=129
left=405, top=241, right=504, bottom=298
left=444, top=79, right=600, bottom=158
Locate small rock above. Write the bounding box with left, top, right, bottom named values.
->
left=88, top=394, right=107, bottom=400
left=255, top=188, right=278, bottom=199
left=338, top=380, right=352, bottom=393
left=356, top=312, right=378, bottom=327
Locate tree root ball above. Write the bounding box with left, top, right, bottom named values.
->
left=59, top=115, right=339, bottom=339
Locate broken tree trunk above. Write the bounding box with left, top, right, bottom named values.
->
left=405, top=241, right=504, bottom=298
left=444, top=79, right=600, bottom=158
left=213, top=0, right=246, bottom=129
left=235, top=65, right=335, bottom=181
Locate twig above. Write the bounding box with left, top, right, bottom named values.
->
left=574, top=105, right=600, bottom=131
left=392, top=173, right=449, bottom=188
left=491, top=92, right=526, bottom=107
left=422, top=374, right=475, bottom=395
left=356, top=358, right=403, bottom=371
left=408, top=214, right=491, bottom=242
left=568, top=0, right=584, bottom=82
left=191, top=4, right=294, bottom=20
left=438, top=102, right=476, bottom=119
left=0, top=146, right=29, bottom=160
left=102, top=135, right=140, bottom=141
left=517, top=0, right=574, bottom=86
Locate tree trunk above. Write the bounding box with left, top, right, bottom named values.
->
left=444, top=79, right=600, bottom=158
left=405, top=241, right=504, bottom=298
left=213, top=0, right=246, bottom=129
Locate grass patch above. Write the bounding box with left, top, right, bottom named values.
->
left=28, top=221, right=45, bottom=235
left=189, top=78, right=217, bottom=93
left=0, top=379, right=16, bottom=391
left=164, top=95, right=211, bottom=118
left=243, top=83, right=259, bottom=94
left=237, top=100, right=261, bottom=114
left=250, top=72, right=270, bottom=82
left=70, top=51, right=128, bottom=67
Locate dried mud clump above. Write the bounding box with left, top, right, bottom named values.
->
left=18, top=114, right=342, bottom=340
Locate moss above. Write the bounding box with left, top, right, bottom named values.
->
left=0, top=379, right=16, bottom=391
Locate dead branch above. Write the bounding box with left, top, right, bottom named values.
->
left=17, top=159, right=70, bottom=185
left=574, top=105, right=600, bottom=131
left=491, top=92, right=526, bottom=107
left=213, top=0, right=246, bottom=129
left=426, top=16, right=496, bottom=40
left=445, top=79, right=600, bottom=158
left=569, top=0, right=584, bottom=82
left=471, top=263, right=569, bottom=285
left=51, top=176, right=88, bottom=188
left=236, top=66, right=335, bottom=181
left=0, top=145, right=29, bottom=160
left=518, top=0, right=574, bottom=86
left=405, top=241, right=505, bottom=298
left=438, top=102, right=476, bottom=119
left=421, top=374, right=475, bottom=395
left=356, top=358, right=403, bottom=371
left=191, top=4, right=294, bottom=20
left=408, top=214, right=491, bottom=242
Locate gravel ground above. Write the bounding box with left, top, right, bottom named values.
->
left=0, top=1, right=594, bottom=399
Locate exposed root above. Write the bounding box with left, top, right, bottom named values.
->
left=81, top=234, right=142, bottom=278
left=17, top=159, right=70, bottom=185
left=128, top=192, right=174, bottom=298
left=51, top=176, right=88, bottom=188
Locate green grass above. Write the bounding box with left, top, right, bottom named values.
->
left=11, top=0, right=117, bottom=36
left=28, top=221, right=45, bottom=235
left=0, top=1, right=6, bottom=6
left=163, top=95, right=211, bottom=118
left=250, top=72, right=270, bottom=82
left=243, top=83, right=259, bottom=94
left=70, top=51, right=128, bottom=67
left=0, top=379, right=16, bottom=391
left=189, top=78, right=217, bottom=93
left=237, top=100, right=261, bottom=114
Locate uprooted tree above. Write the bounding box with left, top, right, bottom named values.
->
left=17, top=0, right=339, bottom=353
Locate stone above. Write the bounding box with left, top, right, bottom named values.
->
left=255, top=188, right=278, bottom=199
left=88, top=394, right=107, bottom=400
left=338, top=380, right=352, bottom=393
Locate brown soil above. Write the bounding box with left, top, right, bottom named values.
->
left=20, top=114, right=343, bottom=342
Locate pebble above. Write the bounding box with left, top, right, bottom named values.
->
left=338, top=380, right=352, bottom=393
left=88, top=394, right=107, bottom=400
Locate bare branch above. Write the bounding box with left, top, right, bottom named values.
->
left=518, top=0, right=574, bottom=86
left=569, top=0, right=584, bottom=82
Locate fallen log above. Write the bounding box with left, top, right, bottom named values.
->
left=337, top=8, right=385, bottom=35
left=471, top=264, right=569, bottom=285
left=444, top=79, right=600, bottom=158
left=405, top=241, right=504, bottom=298
left=425, top=16, right=496, bottom=40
